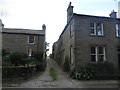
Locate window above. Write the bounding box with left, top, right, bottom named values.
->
left=91, top=46, right=97, bottom=62
left=91, top=46, right=106, bottom=62
left=116, top=24, right=120, bottom=37
left=28, top=36, right=35, bottom=44
left=70, top=25, right=73, bottom=37
left=90, top=22, right=103, bottom=36
left=98, top=46, right=106, bottom=62
left=97, top=23, right=103, bottom=36
left=70, top=46, right=74, bottom=64
left=90, top=22, right=96, bottom=35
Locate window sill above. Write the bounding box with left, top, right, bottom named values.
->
left=90, top=35, right=104, bottom=37
left=116, top=36, right=120, bottom=38
left=28, top=43, right=35, bottom=44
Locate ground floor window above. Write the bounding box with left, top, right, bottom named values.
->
left=91, top=46, right=106, bottom=62
left=70, top=46, right=74, bottom=64
left=118, top=46, right=120, bottom=69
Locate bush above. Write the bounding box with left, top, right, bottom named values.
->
left=34, top=52, right=43, bottom=62
left=2, top=66, right=36, bottom=79
left=35, top=61, right=46, bottom=71
left=9, top=52, right=27, bottom=66
left=23, top=58, right=38, bottom=66
left=70, top=61, right=117, bottom=80
left=63, top=56, right=70, bottom=72
left=2, top=49, right=10, bottom=57
left=2, top=56, right=12, bottom=66
left=86, top=61, right=117, bottom=78
left=70, top=67, right=94, bottom=80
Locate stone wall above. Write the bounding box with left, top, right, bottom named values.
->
left=2, top=33, right=45, bottom=54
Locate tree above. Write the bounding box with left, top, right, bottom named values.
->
left=45, top=42, right=49, bottom=56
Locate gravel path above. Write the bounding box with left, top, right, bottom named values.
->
left=18, top=58, right=119, bottom=88
left=18, top=58, right=77, bottom=88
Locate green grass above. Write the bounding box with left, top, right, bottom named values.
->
left=49, top=67, right=58, bottom=81
left=2, top=71, right=43, bottom=87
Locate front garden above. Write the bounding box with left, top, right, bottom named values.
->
left=62, top=56, right=120, bottom=80
left=2, top=49, right=47, bottom=87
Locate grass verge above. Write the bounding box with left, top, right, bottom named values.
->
left=49, top=67, right=57, bottom=81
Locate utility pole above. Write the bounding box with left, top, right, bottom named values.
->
left=118, top=1, right=120, bottom=18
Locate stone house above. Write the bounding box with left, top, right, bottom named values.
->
left=0, top=19, right=46, bottom=59
left=52, top=2, right=120, bottom=70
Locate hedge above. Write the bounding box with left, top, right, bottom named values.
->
left=70, top=61, right=117, bottom=80
left=2, top=66, right=36, bottom=79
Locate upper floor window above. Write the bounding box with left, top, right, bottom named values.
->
left=97, top=23, right=103, bottom=36
left=90, top=22, right=96, bottom=35
left=28, top=35, right=35, bottom=44
left=70, top=25, right=74, bottom=37
left=116, top=24, right=120, bottom=37
left=90, top=22, right=103, bottom=36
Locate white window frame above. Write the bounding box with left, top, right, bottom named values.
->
left=116, top=24, right=120, bottom=37
left=97, top=22, right=104, bottom=36
left=91, top=46, right=97, bottom=62
left=91, top=46, right=106, bottom=63
left=28, top=35, right=35, bottom=44
left=90, top=22, right=96, bottom=35
left=98, top=46, right=106, bottom=62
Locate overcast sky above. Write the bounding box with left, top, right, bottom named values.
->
left=0, top=0, right=119, bottom=54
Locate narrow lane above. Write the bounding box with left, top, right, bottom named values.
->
left=18, top=58, right=77, bottom=88
left=18, top=58, right=119, bottom=88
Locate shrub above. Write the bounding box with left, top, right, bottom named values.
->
left=34, top=52, right=43, bottom=62
left=70, top=62, right=117, bottom=80
left=70, top=67, right=94, bottom=80
left=35, top=61, right=46, bottom=71
left=9, top=52, right=27, bottom=66
left=2, top=66, right=36, bottom=79
left=2, top=49, right=10, bottom=57
left=86, top=61, right=117, bottom=78
left=23, top=58, right=38, bottom=66
left=63, top=56, right=70, bottom=72
left=2, top=56, right=12, bottom=66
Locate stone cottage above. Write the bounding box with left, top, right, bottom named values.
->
left=52, top=2, right=120, bottom=70
left=0, top=19, right=46, bottom=59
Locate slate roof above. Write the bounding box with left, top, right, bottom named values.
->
left=2, top=28, right=45, bottom=35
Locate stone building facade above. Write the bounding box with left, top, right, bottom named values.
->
left=0, top=19, right=46, bottom=59
left=53, top=2, right=120, bottom=70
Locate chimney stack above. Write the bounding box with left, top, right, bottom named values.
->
left=67, top=2, right=74, bottom=23
left=109, top=10, right=117, bottom=18
left=42, top=24, right=46, bottom=31
left=0, top=19, right=4, bottom=31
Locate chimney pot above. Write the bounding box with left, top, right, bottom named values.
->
left=109, top=10, right=117, bottom=18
